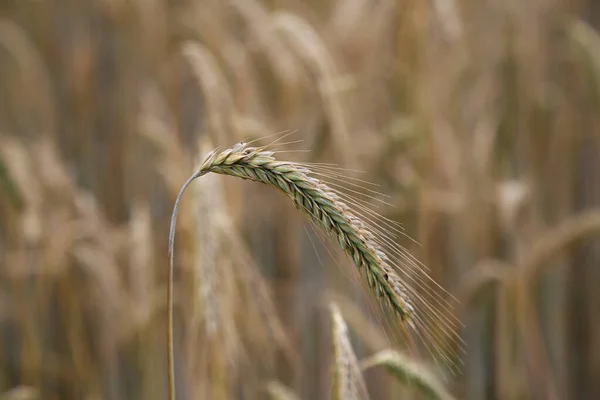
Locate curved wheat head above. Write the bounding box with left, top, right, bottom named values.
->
left=167, top=136, right=465, bottom=400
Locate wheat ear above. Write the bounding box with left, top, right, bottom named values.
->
left=168, top=139, right=462, bottom=400
left=199, top=142, right=416, bottom=321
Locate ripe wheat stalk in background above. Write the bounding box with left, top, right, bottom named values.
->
left=168, top=136, right=464, bottom=400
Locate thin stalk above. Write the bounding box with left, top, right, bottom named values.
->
left=168, top=171, right=203, bottom=400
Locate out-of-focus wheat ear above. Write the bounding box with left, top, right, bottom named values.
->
left=196, top=138, right=290, bottom=396
left=360, top=349, right=455, bottom=400
left=181, top=41, right=235, bottom=144
left=0, top=19, right=56, bottom=135
left=272, top=12, right=353, bottom=163
left=230, top=0, right=300, bottom=87
left=138, top=112, right=189, bottom=191
left=265, top=381, right=302, bottom=400
left=330, top=302, right=370, bottom=400
left=218, top=211, right=292, bottom=368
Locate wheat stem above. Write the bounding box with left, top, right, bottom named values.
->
left=167, top=170, right=203, bottom=400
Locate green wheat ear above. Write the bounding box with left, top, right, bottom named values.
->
left=167, top=138, right=464, bottom=400
left=198, top=142, right=416, bottom=320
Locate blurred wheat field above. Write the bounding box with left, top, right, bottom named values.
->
left=2, top=0, right=600, bottom=399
